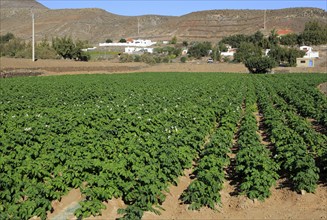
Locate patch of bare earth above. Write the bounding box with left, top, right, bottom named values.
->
left=318, top=82, right=327, bottom=96
left=47, top=188, right=83, bottom=220
left=0, top=57, right=247, bottom=75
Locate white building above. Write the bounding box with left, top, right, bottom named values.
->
left=221, top=45, right=236, bottom=57
left=99, top=39, right=156, bottom=47
left=81, top=47, right=97, bottom=52
left=124, top=47, right=154, bottom=54
left=300, top=46, right=319, bottom=58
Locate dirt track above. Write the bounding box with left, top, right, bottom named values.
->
left=1, top=57, right=326, bottom=76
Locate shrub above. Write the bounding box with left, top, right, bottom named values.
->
left=119, top=54, right=133, bottom=63
left=141, top=53, right=156, bottom=64
left=162, top=56, right=171, bottom=63
left=180, top=56, right=187, bottom=63
left=133, top=55, right=141, bottom=62
left=244, top=56, right=277, bottom=74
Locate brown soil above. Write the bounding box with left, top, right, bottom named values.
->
left=2, top=57, right=327, bottom=76
left=119, top=177, right=327, bottom=220
left=318, top=82, right=327, bottom=96
left=47, top=188, right=83, bottom=219
left=46, top=178, right=327, bottom=220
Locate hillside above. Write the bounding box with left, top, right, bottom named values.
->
left=0, top=0, right=48, bottom=9
left=0, top=0, right=326, bottom=43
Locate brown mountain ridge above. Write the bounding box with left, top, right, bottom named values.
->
left=0, top=0, right=326, bottom=44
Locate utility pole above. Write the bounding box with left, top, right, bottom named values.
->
left=32, top=10, right=35, bottom=62
left=264, top=9, right=267, bottom=30
left=137, top=17, right=140, bottom=35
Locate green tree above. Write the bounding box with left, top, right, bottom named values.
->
left=221, top=34, right=250, bottom=48
left=268, top=29, right=279, bottom=47
left=286, top=48, right=305, bottom=67
left=298, top=20, right=327, bottom=45
left=182, top=41, right=188, bottom=47
left=36, top=37, right=57, bottom=59
left=280, top=33, right=298, bottom=46
left=105, top=39, right=113, bottom=43
left=188, top=41, right=212, bottom=59
left=268, top=46, right=305, bottom=67
left=245, top=56, right=277, bottom=74
left=218, top=41, right=228, bottom=52
left=1, top=38, right=28, bottom=57
left=52, top=36, right=89, bottom=61
left=119, top=38, right=127, bottom=43
left=250, top=31, right=265, bottom=47
left=234, top=42, right=262, bottom=63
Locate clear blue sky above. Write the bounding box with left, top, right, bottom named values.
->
left=38, top=0, right=326, bottom=16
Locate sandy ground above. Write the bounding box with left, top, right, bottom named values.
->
left=46, top=174, right=327, bottom=220
left=319, top=82, right=327, bottom=96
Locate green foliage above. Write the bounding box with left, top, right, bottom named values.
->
left=245, top=56, right=277, bottom=74
left=0, top=32, right=15, bottom=44
left=36, top=37, right=57, bottom=59
left=181, top=85, right=243, bottom=210
left=182, top=41, right=188, bottom=47
left=180, top=56, right=187, bottom=63
left=52, top=36, right=90, bottom=61
left=170, top=36, right=177, bottom=44
left=280, top=33, right=299, bottom=46
left=298, top=20, right=327, bottom=45
left=119, top=38, right=127, bottom=43
left=188, top=41, right=212, bottom=59
left=256, top=77, right=323, bottom=193
left=235, top=86, right=279, bottom=200
left=268, top=46, right=305, bottom=67
left=105, top=39, right=113, bottom=43
left=221, top=34, right=250, bottom=48
left=1, top=73, right=326, bottom=219
left=217, top=41, right=228, bottom=52
left=119, top=54, right=134, bottom=62
left=141, top=53, right=156, bottom=64
left=154, top=46, right=181, bottom=56
left=268, top=29, right=279, bottom=47
left=234, top=42, right=262, bottom=63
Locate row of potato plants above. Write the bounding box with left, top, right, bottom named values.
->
left=234, top=82, right=279, bottom=200
left=257, top=77, right=327, bottom=179
left=1, top=73, right=326, bottom=219
left=0, top=73, right=243, bottom=219
left=272, top=76, right=327, bottom=128
left=255, top=79, right=320, bottom=193
left=180, top=84, right=243, bottom=210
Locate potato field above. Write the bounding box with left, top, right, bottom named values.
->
left=0, top=72, right=326, bottom=219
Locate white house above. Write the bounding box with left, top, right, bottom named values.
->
left=300, top=46, right=319, bottom=58
left=99, top=39, right=156, bottom=47
left=81, top=47, right=97, bottom=52
left=124, top=47, right=154, bottom=54
left=221, top=45, right=236, bottom=57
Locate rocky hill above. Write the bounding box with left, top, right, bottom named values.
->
left=0, top=0, right=326, bottom=44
